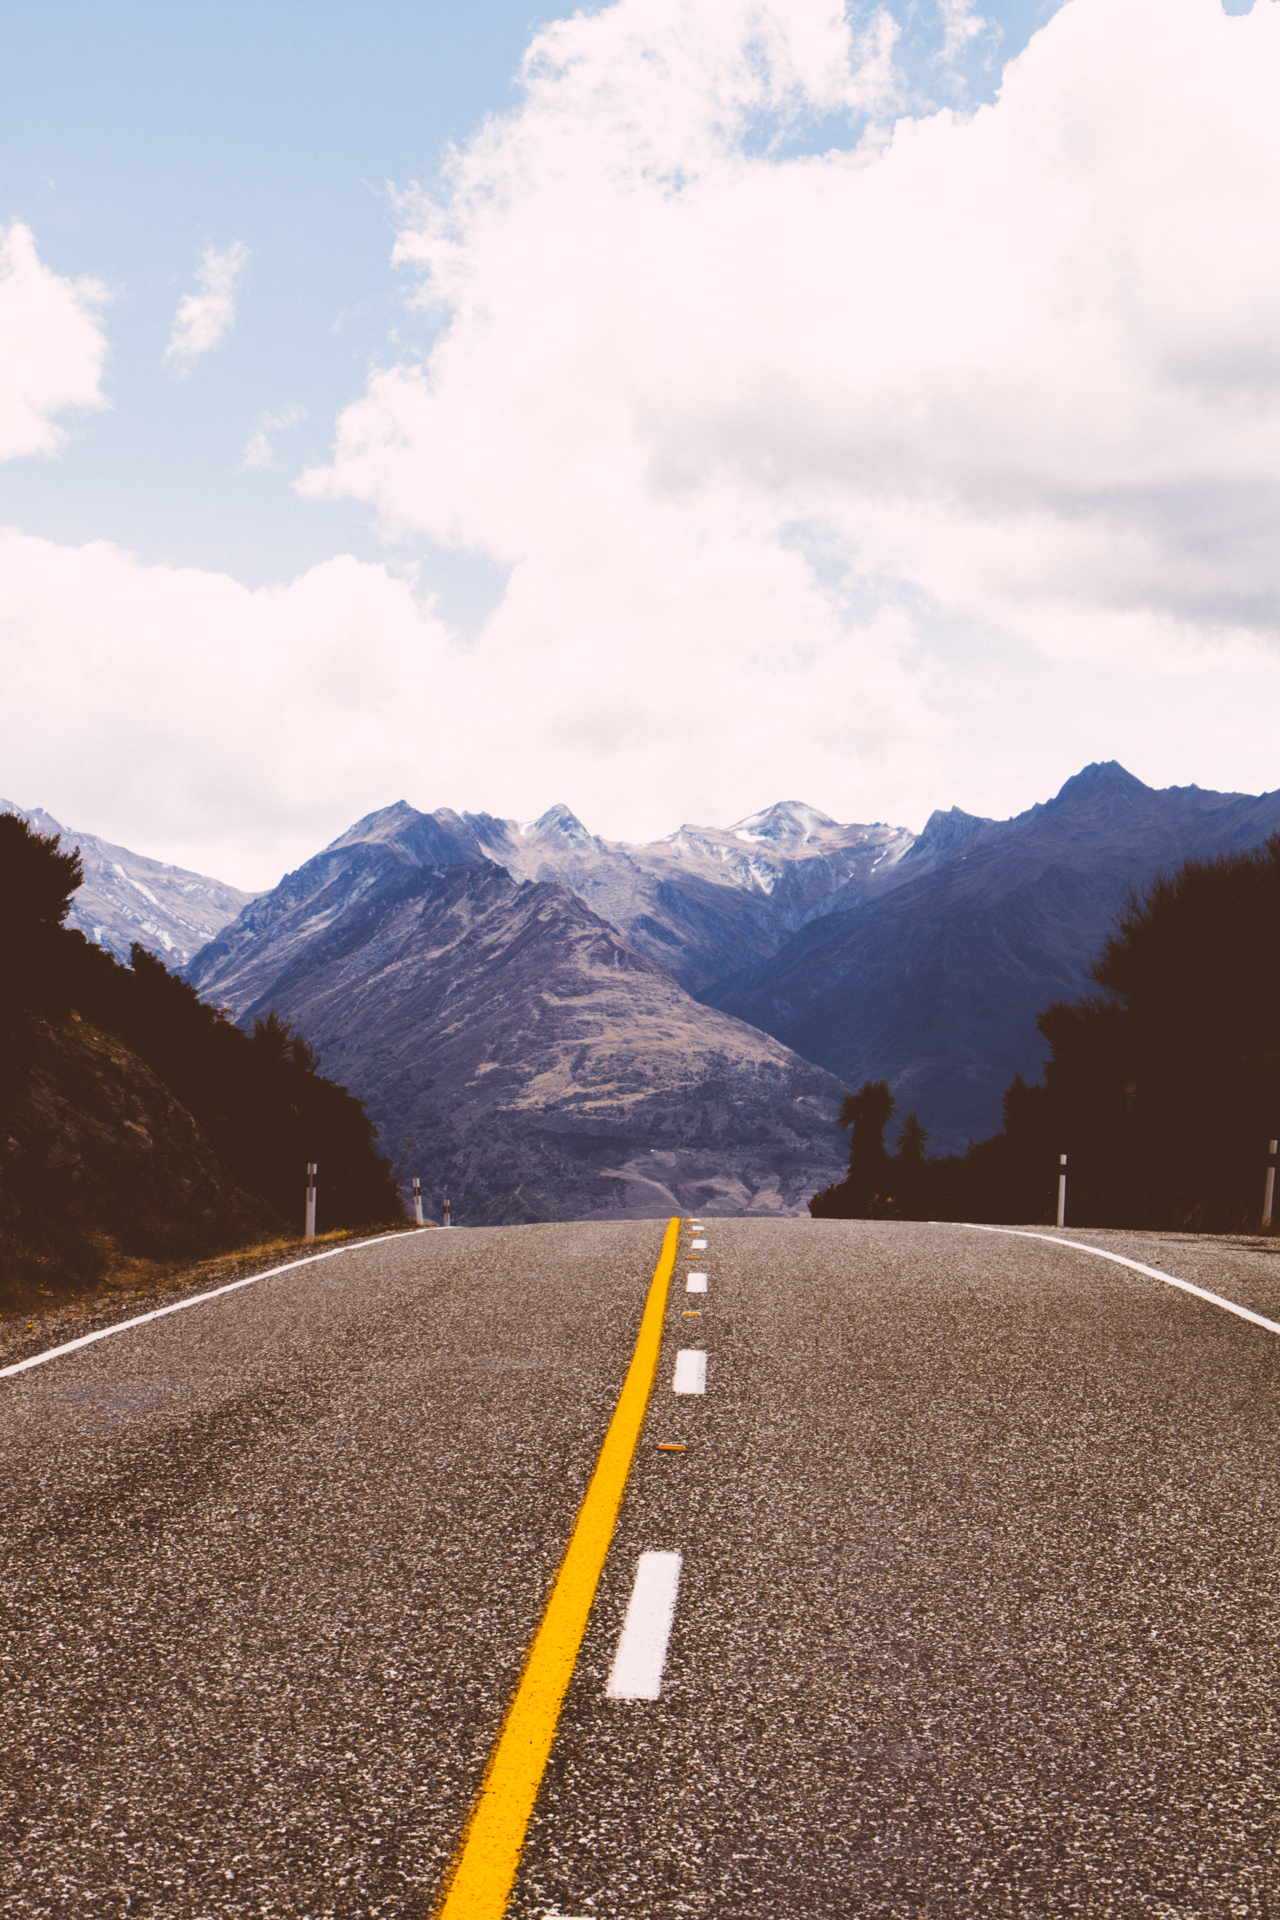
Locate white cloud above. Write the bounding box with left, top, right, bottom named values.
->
left=240, top=404, right=307, bottom=472
left=302, top=0, right=1280, bottom=685
left=165, top=240, right=248, bottom=373
left=9, top=0, right=1280, bottom=891
left=937, top=0, right=987, bottom=61
left=0, top=524, right=941, bottom=886
left=3, top=512, right=1276, bottom=896
left=0, top=221, right=108, bottom=459
left=0, top=530, right=448, bottom=884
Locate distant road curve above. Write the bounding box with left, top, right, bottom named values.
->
left=965, top=1221, right=1280, bottom=1337
left=3, top=1218, right=1277, bottom=1917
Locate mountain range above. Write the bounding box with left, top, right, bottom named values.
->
left=10, top=764, right=1280, bottom=1223
left=0, top=799, right=255, bottom=969
left=708, top=763, right=1280, bottom=1146
left=184, top=807, right=858, bottom=1221
left=184, top=763, right=1280, bottom=1219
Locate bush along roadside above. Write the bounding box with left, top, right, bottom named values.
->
left=1, top=811, right=405, bottom=1303
left=811, top=836, right=1280, bottom=1232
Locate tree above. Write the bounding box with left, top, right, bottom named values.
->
left=1, top=811, right=403, bottom=1239
left=943, top=836, right=1280, bottom=1228
left=807, top=836, right=1280, bottom=1230
left=0, top=811, right=82, bottom=928
left=1066, top=836, right=1280, bottom=1227
left=891, top=1112, right=930, bottom=1218
left=0, top=811, right=85, bottom=1008
left=810, top=1080, right=896, bottom=1217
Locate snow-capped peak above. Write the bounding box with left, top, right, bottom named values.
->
left=727, top=801, right=841, bottom=846
left=519, top=803, right=595, bottom=845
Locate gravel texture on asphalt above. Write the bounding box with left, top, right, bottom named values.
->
left=1022, top=1226, right=1280, bottom=1325
left=3, top=1217, right=1278, bottom=1918
left=1, top=1222, right=656, bottom=1919
left=510, top=1218, right=1280, bottom=1920
left=0, top=1230, right=409, bottom=1376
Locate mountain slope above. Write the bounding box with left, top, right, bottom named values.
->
left=195, top=795, right=907, bottom=999
left=188, top=836, right=849, bottom=1223
left=183, top=761, right=1280, bottom=1200
left=709, top=764, right=1280, bottom=1147
left=0, top=800, right=256, bottom=967
left=501, top=800, right=913, bottom=990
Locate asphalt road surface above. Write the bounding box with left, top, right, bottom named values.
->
left=2, top=1218, right=1278, bottom=1919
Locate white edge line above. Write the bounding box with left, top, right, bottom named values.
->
left=1, top=1229, right=423, bottom=1379
left=962, top=1223, right=1280, bottom=1338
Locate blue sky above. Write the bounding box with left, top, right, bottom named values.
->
left=0, top=3, right=561, bottom=608
left=2, top=0, right=1277, bottom=885
left=0, top=0, right=1061, bottom=597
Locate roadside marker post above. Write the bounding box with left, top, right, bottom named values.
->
left=412, top=1177, right=425, bottom=1227
left=443, top=1195, right=452, bottom=1229
left=1264, top=1140, right=1277, bottom=1230
left=1056, top=1153, right=1067, bottom=1229
left=304, top=1163, right=317, bottom=1241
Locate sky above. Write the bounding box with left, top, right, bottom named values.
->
left=1, top=0, right=1277, bottom=889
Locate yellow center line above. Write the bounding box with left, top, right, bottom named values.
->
left=433, top=1214, right=682, bottom=1920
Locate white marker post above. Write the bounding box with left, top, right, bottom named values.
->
left=443, top=1195, right=452, bottom=1228
left=412, top=1176, right=425, bottom=1227
left=1057, top=1153, right=1067, bottom=1229
left=305, top=1163, right=317, bottom=1241
left=1264, top=1140, right=1278, bottom=1231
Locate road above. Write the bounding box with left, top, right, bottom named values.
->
left=2, top=1218, right=1278, bottom=1918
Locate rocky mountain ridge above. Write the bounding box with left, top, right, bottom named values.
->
left=20, top=764, right=1280, bottom=1221
left=288, top=796, right=915, bottom=993
left=190, top=852, right=849, bottom=1222
left=709, top=762, right=1280, bottom=1146
left=0, top=799, right=256, bottom=968
left=188, top=762, right=1280, bottom=1196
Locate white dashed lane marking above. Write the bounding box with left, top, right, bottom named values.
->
left=673, top=1349, right=707, bottom=1395
left=685, top=1273, right=708, bottom=1293
left=689, top=1238, right=707, bottom=1250
left=606, top=1552, right=684, bottom=1700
